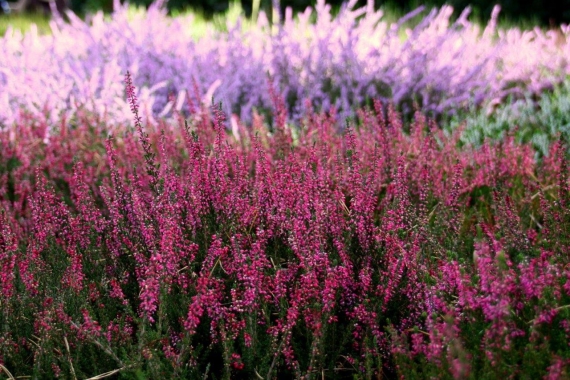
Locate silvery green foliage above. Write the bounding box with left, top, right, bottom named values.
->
left=450, top=78, right=570, bottom=159
left=0, top=0, right=569, bottom=131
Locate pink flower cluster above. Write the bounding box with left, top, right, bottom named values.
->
left=0, top=78, right=568, bottom=378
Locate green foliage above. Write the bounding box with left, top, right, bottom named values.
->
left=0, top=12, right=51, bottom=36
left=385, top=0, right=570, bottom=27
left=445, top=78, right=570, bottom=160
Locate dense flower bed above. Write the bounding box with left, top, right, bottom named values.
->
left=0, top=74, right=568, bottom=378
left=0, top=0, right=569, bottom=131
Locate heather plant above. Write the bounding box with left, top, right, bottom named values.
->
left=1, top=0, right=570, bottom=132
left=0, top=74, right=569, bottom=378
left=445, top=77, right=570, bottom=159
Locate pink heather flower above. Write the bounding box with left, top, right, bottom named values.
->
left=78, top=309, right=102, bottom=340
left=109, top=278, right=128, bottom=306
left=139, top=273, right=160, bottom=323
left=0, top=210, right=18, bottom=300
left=410, top=332, right=427, bottom=356
left=184, top=298, right=203, bottom=334
left=231, top=352, right=244, bottom=370
left=450, top=357, right=471, bottom=380
left=51, top=363, right=62, bottom=378
left=124, top=71, right=140, bottom=120
left=544, top=356, right=570, bottom=380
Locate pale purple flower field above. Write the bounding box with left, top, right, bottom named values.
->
left=0, top=0, right=568, bottom=130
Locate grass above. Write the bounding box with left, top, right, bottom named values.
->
left=0, top=1, right=258, bottom=39
left=0, top=11, right=51, bottom=36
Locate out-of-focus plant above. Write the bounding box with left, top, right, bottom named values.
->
left=0, top=11, right=51, bottom=35
left=444, top=77, right=570, bottom=160
left=1, top=1, right=569, bottom=134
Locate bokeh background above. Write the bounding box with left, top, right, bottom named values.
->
left=4, top=0, right=570, bottom=27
